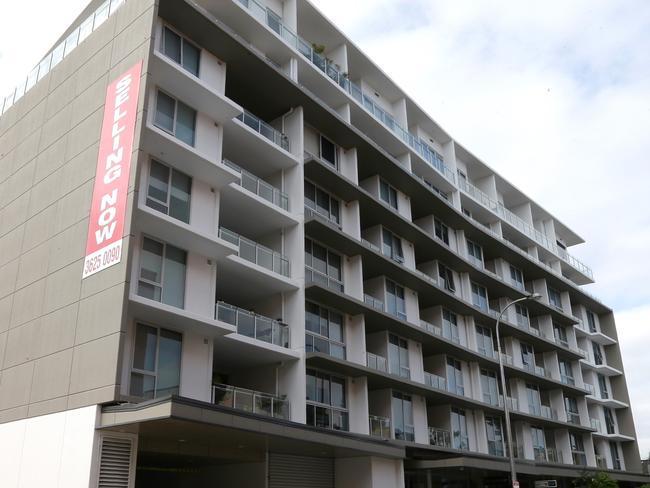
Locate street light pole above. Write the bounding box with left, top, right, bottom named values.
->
left=495, top=293, right=542, bottom=488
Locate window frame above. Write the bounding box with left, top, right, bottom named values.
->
left=434, top=217, right=450, bottom=245
left=379, top=178, right=399, bottom=210
left=137, top=235, right=188, bottom=308
left=446, top=357, right=465, bottom=396
left=305, top=301, right=346, bottom=359
left=471, top=281, right=489, bottom=311
left=305, top=368, right=349, bottom=431
left=381, top=227, right=404, bottom=263
left=385, top=279, right=407, bottom=320
left=305, top=179, right=341, bottom=225
left=154, top=89, right=197, bottom=146
left=129, top=322, right=183, bottom=399
left=509, top=264, right=524, bottom=290
left=319, top=133, right=338, bottom=168
left=437, top=262, right=456, bottom=293
left=304, top=237, right=344, bottom=290
left=146, top=158, right=192, bottom=223
left=392, top=390, right=415, bottom=441
left=161, top=24, right=201, bottom=77
left=466, top=239, right=483, bottom=267
left=388, top=333, right=410, bottom=379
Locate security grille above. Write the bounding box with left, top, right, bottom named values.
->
left=269, top=453, right=334, bottom=488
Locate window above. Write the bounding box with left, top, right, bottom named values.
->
left=162, top=26, right=200, bottom=76
left=604, top=408, right=616, bottom=434
left=475, top=325, right=494, bottom=357
left=451, top=407, right=469, bottom=450
left=305, top=302, right=345, bottom=359
left=485, top=416, right=504, bottom=457
left=442, top=309, right=459, bottom=344
left=559, top=359, right=575, bottom=385
left=598, top=374, right=609, bottom=399
left=531, top=426, right=546, bottom=461
left=146, top=160, right=191, bottom=223
left=138, top=237, right=187, bottom=308
left=130, top=323, right=182, bottom=399
left=438, top=263, right=456, bottom=293
left=434, top=217, right=449, bottom=245
left=515, top=304, right=529, bottom=328
left=609, top=442, right=621, bottom=470
left=154, top=90, right=196, bottom=146
left=306, top=369, right=348, bottom=431
left=471, top=282, right=489, bottom=311
left=305, top=180, right=340, bottom=225
left=569, top=432, right=586, bottom=465
left=388, top=334, right=410, bottom=378
left=481, top=369, right=500, bottom=405
left=526, top=383, right=542, bottom=416
left=467, top=239, right=483, bottom=267
left=305, top=238, right=343, bottom=291
left=553, top=323, right=569, bottom=347
left=586, top=310, right=598, bottom=333
left=319, top=134, right=338, bottom=167
left=548, top=286, right=563, bottom=310
left=509, top=265, right=524, bottom=291
left=386, top=279, right=406, bottom=320
left=382, top=228, right=404, bottom=263
left=565, top=396, right=580, bottom=424
left=447, top=357, right=464, bottom=396
left=392, top=391, right=414, bottom=441
left=592, top=342, right=603, bottom=365
left=379, top=179, right=398, bottom=210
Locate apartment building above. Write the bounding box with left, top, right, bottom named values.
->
left=0, top=0, right=647, bottom=487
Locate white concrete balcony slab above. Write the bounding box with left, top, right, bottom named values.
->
left=220, top=183, right=298, bottom=237
left=135, top=201, right=237, bottom=261
left=222, top=115, right=299, bottom=177
left=129, top=293, right=236, bottom=338
left=150, top=49, right=242, bottom=124
left=142, top=120, right=240, bottom=189
left=219, top=254, right=299, bottom=294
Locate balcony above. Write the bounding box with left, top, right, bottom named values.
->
left=364, top=294, right=384, bottom=311
left=428, top=427, right=452, bottom=449
left=223, top=159, right=289, bottom=211
left=215, top=301, right=289, bottom=348
left=591, top=417, right=602, bottom=432
left=424, top=372, right=447, bottom=391
left=566, top=411, right=581, bottom=425
left=534, top=447, right=563, bottom=464
left=304, top=205, right=342, bottom=230
left=219, top=228, right=290, bottom=277
left=223, top=110, right=296, bottom=176
left=236, top=109, right=288, bottom=151
left=366, top=352, right=387, bottom=372
left=306, top=332, right=345, bottom=360
left=540, top=405, right=559, bottom=421
left=305, top=265, right=344, bottom=292
left=596, top=455, right=608, bottom=469
left=369, top=415, right=391, bottom=439
left=458, top=178, right=593, bottom=283
left=212, top=383, right=290, bottom=419
left=420, top=319, right=442, bottom=337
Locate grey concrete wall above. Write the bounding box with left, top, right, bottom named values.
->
left=0, top=0, right=155, bottom=423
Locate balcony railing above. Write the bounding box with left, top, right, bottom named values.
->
left=540, top=405, right=559, bottom=421
left=215, top=301, right=289, bottom=347
left=223, top=159, right=289, bottom=210
left=306, top=332, right=345, bottom=359
left=212, top=383, right=290, bottom=419
left=590, top=417, right=602, bottom=432
left=424, top=372, right=446, bottom=391
left=428, top=427, right=451, bottom=448
left=304, top=205, right=341, bottom=229
left=2, top=0, right=126, bottom=115
left=366, top=352, right=387, bottom=372
left=567, top=411, right=581, bottom=425
left=535, top=447, right=563, bottom=464
left=219, top=228, right=290, bottom=277
left=369, top=415, right=391, bottom=438
left=560, top=374, right=576, bottom=386
left=364, top=294, right=384, bottom=311
left=458, top=178, right=593, bottom=280
left=305, top=265, right=344, bottom=292
left=596, top=455, right=608, bottom=469
left=235, top=0, right=455, bottom=184
left=584, top=383, right=596, bottom=396
left=236, top=110, right=289, bottom=151
left=420, top=319, right=442, bottom=337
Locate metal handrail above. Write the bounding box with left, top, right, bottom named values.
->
left=428, top=427, right=452, bottom=448
left=364, top=294, right=384, bottom=311
left=304, top=265, right=344, bottom=292
left=236, top=109, right=289, bottom=151
left=424, top=372, right=446, bottom=391
left=211, top=383, right=290, bottom=419
left=366, top=352, right=387, bottom=372
left=369, top=415, right=391, bottom=438
left=215, top=301, right=289, bottom=347
left=223, top=159, right=289, bottom=210
left=219, top=227, right=290, bottom=277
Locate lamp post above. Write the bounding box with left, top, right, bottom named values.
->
left=495, top=293, right=542, bottom=488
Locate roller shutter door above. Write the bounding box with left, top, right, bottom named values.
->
left=269, top=453, right=334, bottom=488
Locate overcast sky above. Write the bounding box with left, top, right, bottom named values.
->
left=1, top=0, right=649, bottom=459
